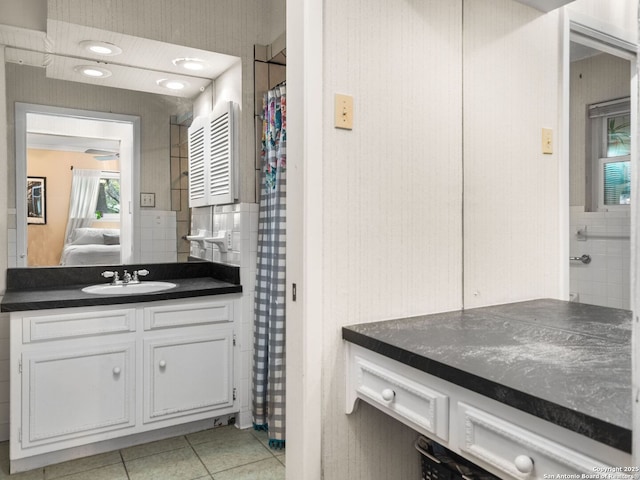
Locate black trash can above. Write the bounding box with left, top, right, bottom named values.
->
left=415, top=436, right=499, bottom=480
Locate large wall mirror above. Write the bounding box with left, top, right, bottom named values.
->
left=567, top=23, right=636, bottom=311
left=3, top=18, right=241, bottom=268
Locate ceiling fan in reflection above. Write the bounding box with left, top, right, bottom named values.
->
left=85, top=149, right=120, bottom=161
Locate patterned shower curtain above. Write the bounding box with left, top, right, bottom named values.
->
left=252, top=85, right=286, bottom=449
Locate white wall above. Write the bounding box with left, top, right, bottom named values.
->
left=0, top=0, right=46, bottom=32
left=463, top=0, right=562, bottom=308
left=320, top=0, right=463, bottom=478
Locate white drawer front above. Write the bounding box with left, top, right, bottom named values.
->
left=457, top=403, right=617, bottom=479
left=144, top=300, right=232, bottom=330
left=354, top=355, right=449, bottom=441
left=23, top=309, right=136, bottom=343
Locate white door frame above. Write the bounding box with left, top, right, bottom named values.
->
left=285, top=0, right=323, bottom=479
left=14, top=103, right=141, bottom=266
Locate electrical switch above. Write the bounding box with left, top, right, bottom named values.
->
left=334, top=94, right=354, bottom=130
left=542, top=128, right=553, bottom=155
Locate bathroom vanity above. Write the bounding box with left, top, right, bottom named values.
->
left=343, top=299, right=632, bottom=479
left=1, top=262, right=242, bottom=473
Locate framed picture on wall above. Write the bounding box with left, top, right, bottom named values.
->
left=27, top=176, right=46, bottom=225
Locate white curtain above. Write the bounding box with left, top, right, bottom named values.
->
left=63, top=169, right=102, bottom=244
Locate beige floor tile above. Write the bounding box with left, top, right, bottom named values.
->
left=186, top=426, right=246, bottom=446
left=192, top=435, right=271, bottom=474
left=249, top=429, right=269, bottom=448
left=126, top=446, right=208, bottom=480
left=53, top=463, right=127, bottom=480
left=276, top=453, right=285, bottom=466
left=211, top=458, right=285, bottom=480
left=121, top=435, right=190, bottom=461
left=44, top=451, right=121, bottom=480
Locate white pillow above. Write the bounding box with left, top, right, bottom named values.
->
left=70, top=228, right=119, bottom=245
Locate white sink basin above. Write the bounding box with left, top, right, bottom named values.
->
left=82, top=281, right=177, bottom=295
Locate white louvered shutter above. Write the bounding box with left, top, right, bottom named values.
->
left=208, top=104, right=234, bottom=204
left=187, top=115, right=208, bottom=207
left=187, top=101, right=238, bottom=207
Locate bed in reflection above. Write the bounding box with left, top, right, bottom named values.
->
left=59, top=227, right=121, bottom=266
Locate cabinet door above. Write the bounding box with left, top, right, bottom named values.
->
left=21, top=342, right=135, bottom=448
left=144, top=328, right=234, bottom=423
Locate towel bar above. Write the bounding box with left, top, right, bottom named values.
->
left=570, top=254, right=591, bottom=264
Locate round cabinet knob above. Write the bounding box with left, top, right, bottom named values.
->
left=381, top=388, right=395, bottom=402
left=159, top=360, right=166, bottom=368
left=514, top=455, right=534, bottom=474
left=113, top=367, right=121, bottom=375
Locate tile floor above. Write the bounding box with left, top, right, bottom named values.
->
left=0, top=426, right=285, bottom=480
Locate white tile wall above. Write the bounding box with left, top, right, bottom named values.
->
left=137, top=210, right=177, bottom=263
left=188, top=203, right=258, bottom=428
left=570, top=207, right=630, bottom=309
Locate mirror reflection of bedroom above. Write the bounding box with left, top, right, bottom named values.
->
left=26, top=132, right=121, bottom=267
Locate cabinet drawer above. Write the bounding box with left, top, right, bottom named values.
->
left=22, top=308, right=136, bottom=343
left=457, top=403, right=617, bottom=478
left=353, top=355, right=449, bottom=442
left=144, top=300, right=233, bottom=330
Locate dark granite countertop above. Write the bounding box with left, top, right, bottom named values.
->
left=1, top=262, right=242, bottom=312
left=342, top=298, right=631, bottom=453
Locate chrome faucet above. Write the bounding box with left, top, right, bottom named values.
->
left=101, top=269, right=149, bottom=285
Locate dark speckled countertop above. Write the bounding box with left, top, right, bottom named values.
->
left=342, top=299, right=631, bottom=453
left=1, top=261, right=242, bottom=312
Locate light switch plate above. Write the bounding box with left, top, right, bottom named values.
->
left=542, top=128, right=553, bottom=154
left=334, top=94, right=354, bottom=130
left=141, top=192, right=155, bottom=207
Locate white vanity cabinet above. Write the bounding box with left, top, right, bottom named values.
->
left=10, top=296, right=239, bottom=472
left=345, top=343, right=632, bottom=479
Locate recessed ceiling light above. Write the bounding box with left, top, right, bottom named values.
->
left=172, top=57, right=209, bottom=71
left=80, top=40, right=123, bottom=56
left=157, top=78, right=188, bottom=90
left=74, top=65, right=112, bottom=78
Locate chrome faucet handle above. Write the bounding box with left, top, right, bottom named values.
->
left=132, top=269, right=148, bottom=283
left=122, top=270, right=131, bottom=283
left=101, top=271, right=119, bottom=284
